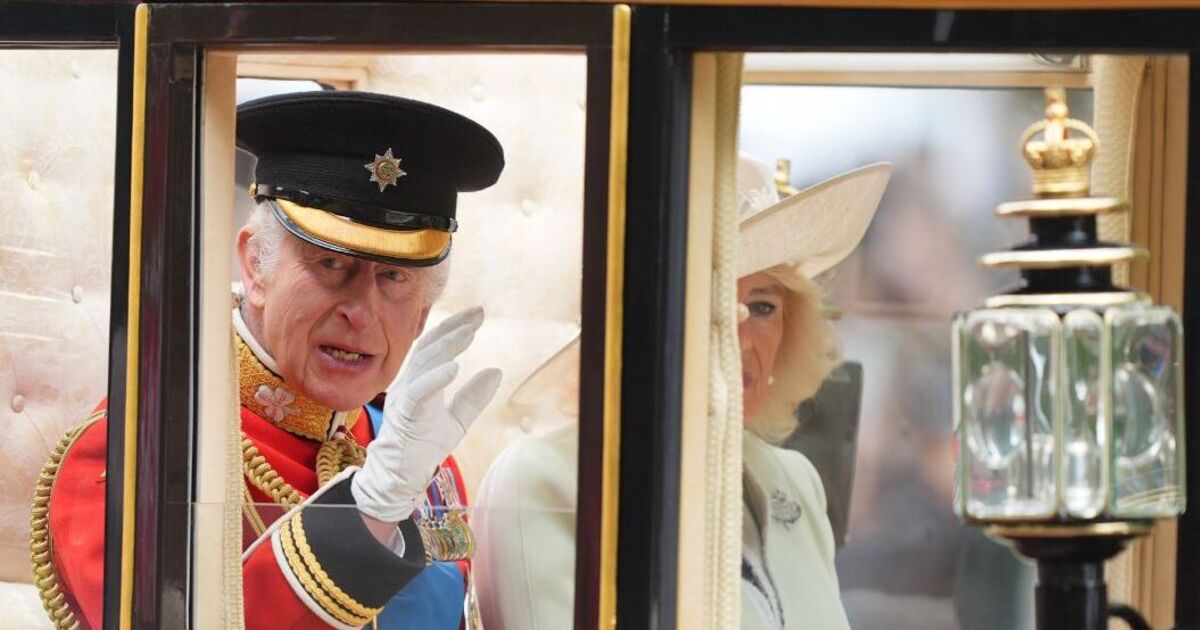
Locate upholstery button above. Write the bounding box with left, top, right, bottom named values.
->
left=520, top=198, right=536, bottom=216
left=72, top=285, right=84, bottom=303
left=470, top=84, right=486, bottom=102
left=11, top=395, right=25, bottom=413
left=27, top=170, right=40, bottom=190
left=519, top=416, right=533, bottom=434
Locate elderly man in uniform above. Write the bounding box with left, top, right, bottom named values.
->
left=32, top=91, right=501, bottom=629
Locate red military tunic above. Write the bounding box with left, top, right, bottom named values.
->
left=37, top=323, right=473, bottom=629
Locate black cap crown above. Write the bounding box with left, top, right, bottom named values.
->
left=237, top=90, right=504, bottom=266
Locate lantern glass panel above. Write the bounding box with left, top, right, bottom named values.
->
left=1062, top=310, right=1106, bottom=519
left=1107, top=306, right=1186, bottom=517
left=959, top=309, right=1060, bottom=520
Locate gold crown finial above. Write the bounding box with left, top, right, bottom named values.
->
left=775, top=158, right=799, bottom=198
left=1019, top=87, right=1099, bottom=198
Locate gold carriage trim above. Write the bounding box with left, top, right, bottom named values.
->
left=983, top=291, right=1148, bottom=309
left=980, top=245, right=1147, bottom=270
left=280, top=513, right=379, bottom=627
left=994, top=197, right=1128, bottom=218
left=31, top=410, right=106, bottom=630
left=987, top=521, right=1153, bottom=540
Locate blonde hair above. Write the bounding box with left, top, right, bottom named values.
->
left=745, top=264, right=839, bottom=444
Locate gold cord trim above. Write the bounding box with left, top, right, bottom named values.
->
left=241, top=434, right=305, bottom=507
left=290, top=511, right=382, bottom=620
left=241, top=431, right=365, bottom=507
left=31, top=411, right=105, bottom=630
left=315, top=435, right=366, bottom=486
left=242, top=428, right=470, bottom=563
left=280, top=517, right=374, bottom=627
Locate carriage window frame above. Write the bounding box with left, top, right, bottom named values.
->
left=134, top=4, right=626, bottom=628
left=0, top=3, right=137, bottom=628
left=624, top=7, right=1200, bottom=629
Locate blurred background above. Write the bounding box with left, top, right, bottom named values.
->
left=740, top=56, right=1096, bottom=630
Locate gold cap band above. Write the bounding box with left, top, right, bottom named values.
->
left=275, top=198, right=451, bottom=263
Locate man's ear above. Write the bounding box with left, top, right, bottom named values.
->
left=236, top=226, right=268, bottom=308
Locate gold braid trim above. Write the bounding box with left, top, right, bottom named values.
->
left=279, top=517, right=374, bottom=627
left=290, top=511, right=381, bottom=620
left=315, top=435, right=366, bottom=486
left=241, top=433, right=305, bottom=507
left=31, top=411, right=105, bottom=630
left=241, top=430, right=366, bottom=508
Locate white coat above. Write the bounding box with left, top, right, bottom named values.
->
left=742, top=431, right=850, bottom=630
left=473, top=427, right=849, bottom=630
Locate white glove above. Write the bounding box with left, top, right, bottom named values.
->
left=351, top=306, right=502, bottom=522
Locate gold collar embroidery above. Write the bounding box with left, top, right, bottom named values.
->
left=234, top=310, right=361, bottom=442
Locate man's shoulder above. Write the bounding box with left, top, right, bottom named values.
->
left=50, top=405, right=110, bottom=469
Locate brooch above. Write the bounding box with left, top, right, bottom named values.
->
left=770, top=489, right=802, bottom=529
left=364, top=148, right=407, bottom=192
left=254, top=385, right=297, bottom=423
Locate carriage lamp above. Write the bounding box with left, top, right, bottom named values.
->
left=952, top=88, right=1185, bottom=630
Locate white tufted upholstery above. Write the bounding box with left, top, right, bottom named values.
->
left=0, top=50, right=118, bottom=584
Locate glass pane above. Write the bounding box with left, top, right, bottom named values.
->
left=1108, top=305, right=1185, bottom=517
left=959, top=308, right=1060, bottom=521
left=0, top=49, right=118, bottom=628
left=1062, top=309, right=1106, bottom=519
left=737, top=66, right=1097, bottom=630
left=220, top=52, right=586, bottom=628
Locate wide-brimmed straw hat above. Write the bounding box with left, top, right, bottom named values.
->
left=737, top=153, right=891, bottom=279
left=509, top=154, right=891, bottom=407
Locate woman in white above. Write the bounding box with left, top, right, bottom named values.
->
left=473, top=154, right=891, bottom=630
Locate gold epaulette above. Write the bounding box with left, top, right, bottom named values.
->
left=30, top=410, right=105, bottom=630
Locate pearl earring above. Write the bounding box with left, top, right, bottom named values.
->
left=768, top=375, right=776, bottom=386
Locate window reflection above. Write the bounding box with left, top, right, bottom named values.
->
left=741, top=80, right=1095, bottom=630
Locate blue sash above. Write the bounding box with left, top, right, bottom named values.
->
left=366, top=404, right=466, bottom=629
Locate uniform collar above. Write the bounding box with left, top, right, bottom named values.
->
left=233, top=306, right=361, bottom=441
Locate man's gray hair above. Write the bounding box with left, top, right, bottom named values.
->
left=245, top=202, right=449, bottom=306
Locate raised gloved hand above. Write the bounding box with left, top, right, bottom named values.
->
left=351, top=306, right=502, bottom=523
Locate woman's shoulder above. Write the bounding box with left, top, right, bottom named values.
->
left=476, top=425, right=578, bottom=511
left=746, top=433, right=827, bottom=511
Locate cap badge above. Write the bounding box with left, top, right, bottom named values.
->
left=364, top=148, right=407, bottom=192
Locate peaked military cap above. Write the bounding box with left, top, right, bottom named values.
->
left=237, top=90, right=504, bottom=266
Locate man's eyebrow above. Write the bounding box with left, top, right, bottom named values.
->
left=300, top=244, right=344, bottom=259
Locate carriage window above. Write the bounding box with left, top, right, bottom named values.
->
left=728, top=52, right=1177, bottom=630
left=739, top=80, right=1072, bottom=630
left=0, top=48, right=119, bottom=628
left=217, top=51, right=587, bottom=628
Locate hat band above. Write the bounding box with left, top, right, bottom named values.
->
left=271, top=199, right=451, bottom=267
left=253, top=184, right=458, bottom=232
